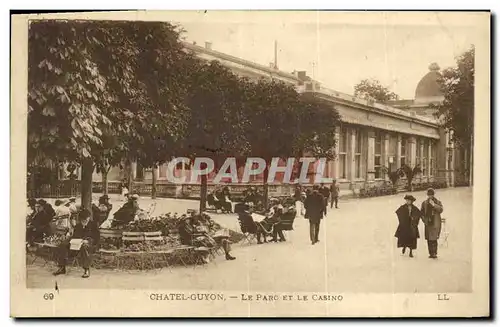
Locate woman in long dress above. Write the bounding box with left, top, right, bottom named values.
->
left=395, top=195, right=422, bottom=258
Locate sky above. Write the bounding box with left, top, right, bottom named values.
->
left=165, top=11, right=484, bottom=99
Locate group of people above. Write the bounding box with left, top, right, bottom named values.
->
left=26, top=197, right=78, bottom=245
left=256, top=197, right=296, bottom=243
left=294, top=180, right=340, bottom=216
left=394, top=188, right=444, bottom=259
left=178, top=211, right=236, bottom=263
left=290, top=181, right=340, bottom=245
left=26, top=194, right=115, bottom=278
left=207, top=186, right=233, bottom=213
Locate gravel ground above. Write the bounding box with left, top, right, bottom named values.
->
left=26, top=187, right=472, bottom=293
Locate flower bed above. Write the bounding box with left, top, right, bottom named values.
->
left=30, top=211, right=244, bottom=270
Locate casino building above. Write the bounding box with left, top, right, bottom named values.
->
left=74, top=41, right=468, bottom=197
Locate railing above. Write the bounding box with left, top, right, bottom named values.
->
left=27, top=180, right=81, bottom=199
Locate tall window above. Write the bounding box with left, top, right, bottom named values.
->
left=430, top=141, right=436, bottom=176
left=136, top=163, right=144, bottom=180
left=354, top=129, right=362, bottom=178
left=400, top=136, right=407, bottom=167
left=374, top=131, right=383, bottom=179
left=415, top=139, right=421, bottom=168
left=338, top=126, right=348, bottom=179
left=159, top=163, right=167, bottom=178
left=422, top=139, right=429, bottom=175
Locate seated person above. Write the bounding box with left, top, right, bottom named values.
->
left=217, top=186, right=233, bottom=213
left=53, top=199, right=72, bottom=235
left=53, top=209, right=100, bottom=278
left=178, top=213, right=236, bottom=263
left=27, top=199, right=54, bottom=244
left=92, top=194, right=113, bottom=227
left=243, top=187, right=259, bottom=206
left=258, top=198, right=285, bottom=243
left=112, top=194, right=140, bottom=228
left=207, top=191, right=221, bottom=210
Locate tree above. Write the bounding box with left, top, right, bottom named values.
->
left=400, top=164, right=422, bottom=191
left=382, top=164, right=421, bottom=191
left=433, top=46, right=474, bottom=185
left=28, top=20, right=113, bottom=210
left=182, top=60, right=251, bottom=212
left=28, top=20, right=193, bottom=210
left=354, top=79, right=399, bottom=103
left=245, top=81, right=340, bottom=209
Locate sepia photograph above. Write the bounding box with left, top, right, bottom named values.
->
left=10, top=10, right=490, bottom=317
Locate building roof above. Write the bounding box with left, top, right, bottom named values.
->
left=182, top=41, right=300, bottom=83
left=415, top=63, right=444, bottom=99
left=183, top=41, right=440, bottom=128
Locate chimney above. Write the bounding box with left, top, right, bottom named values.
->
left=297, top=71, right=307, bottom=81
left=205, top=41, right=212, bottom=50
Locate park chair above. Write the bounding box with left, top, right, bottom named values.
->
left=236, top=211, right=260, bottom=244
left=275, top=208, right=297, bottom=239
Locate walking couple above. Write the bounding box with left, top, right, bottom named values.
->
left=395, top=188, right=444, bottom=259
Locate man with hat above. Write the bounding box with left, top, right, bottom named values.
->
left=304, top=185, right=325, bottom=245
left=92, top=194, right=113, bottom=227
left=53, top=209, right=100, bottom=278
left=330, top=180, right=340, bottom=209
left=420, top=188, right=444, bottom=259
left=27, top=199, right=53, bottom=244
left=395, top=194, right=422, bottom=258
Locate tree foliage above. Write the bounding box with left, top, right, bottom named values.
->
left=28, top=20, right=343, bottom=210
left=354, top=78, right=399, bottom=103
left=433, top=46, right=474, bottom=148
left=28, top=20, right=194, bottom=207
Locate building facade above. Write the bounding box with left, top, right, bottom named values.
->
left=59, top=41, right=464, bottom=195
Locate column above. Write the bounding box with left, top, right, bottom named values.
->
left=396, top=134, right=402, bottom=168
left=131, top=161, right=137, bottom=179
left=409, top=136, right=417, bottom=168
left=384, top=133, right=390, bottom=181
left=427, top=140, right=432, bottom=179
left=349, top=128, right=356, bottom=182
left=334, top=126, right=340, bottom=180
left=367, top=130, right=375, bottom=181
left=420, top=139, right=424, bottom=182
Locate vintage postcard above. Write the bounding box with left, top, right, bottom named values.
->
left=11, top=10, right=490, bottom=317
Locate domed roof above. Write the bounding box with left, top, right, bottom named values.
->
left=414, top=63, right=443, bottom=99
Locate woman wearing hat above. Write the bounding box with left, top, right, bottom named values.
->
left=420, top=188, right=444, bottom=259
left=395, top=195, right=422, bottom=258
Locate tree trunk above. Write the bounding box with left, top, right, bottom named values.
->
left=80, top=158, right=94, bottom=214
left=127, top=159, right=133, bottom=193
left=102, top=166, right=109, bottom=195
left=152, top=165, right=158, bottom=199
left=263, top=164, right=269, bottom=211
left=199, top=174, right=207, bottom=213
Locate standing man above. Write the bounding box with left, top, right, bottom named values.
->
left=420, top=188, right=444, bottom=259
left=304, top=185, right=325, bottom=245
left=319, top=183, right=331, bottom=216
left=330, top=180, right=340, bottom=209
